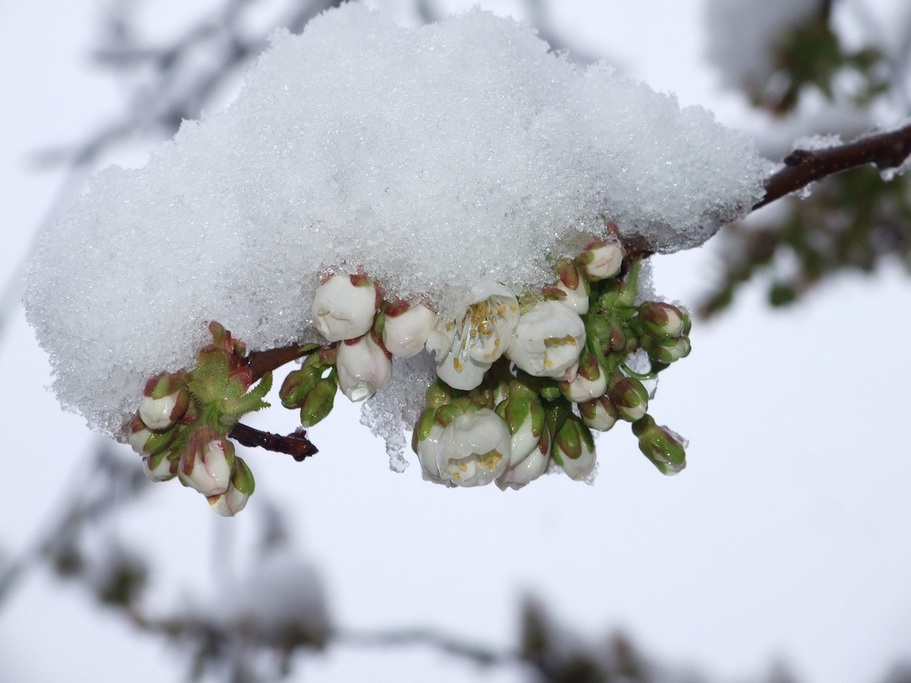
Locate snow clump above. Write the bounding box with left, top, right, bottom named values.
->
left=24, top=4, right=766, bottom=437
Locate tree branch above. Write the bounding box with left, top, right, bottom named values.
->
left=229, top=423, right=318, bottom=461
left=754, top=122, right=911, bottom=210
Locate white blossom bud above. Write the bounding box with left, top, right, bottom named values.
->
left=179, top=437, right=234, bottom=496
left=579, top=239, right=624, bottom=281
left=209, top=483, right=251, bottom=517
left=507, top=300, right=586, bottom=381
left=436, top=409, right=512, bottom=487
left=382, top=302, right=436, bottom=358
left=336, top=334, right=393, bottom=401
left=311, top=273, right=378, bottom=342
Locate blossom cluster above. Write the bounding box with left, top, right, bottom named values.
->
left=128, top=323, right=270, bottom=516
left=130, top=222, right=692, bottom=512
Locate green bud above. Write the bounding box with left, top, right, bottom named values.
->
left=552, top=414, right=597, bottom=480
left=232, top=457, right=256, bottom=495
left=632, top=415, right=687, bottom=475
left=607, top=374, right=649, bottom=422
left=279, top=365, right=323, bottom=409
left=496, top=391, right=545, bottom=438
left=299, top=376, right=337, bottom=427
left=642, top=335, right=691, bottom=364
left=411, top=407, right=437, bottom=453
left=637, top=301, right=690, bottom=339
left=579, top=395, right=619, bottom=432
left=538, top=380, right=562, bottom=402
left=425, top=379, right=456, bottom=410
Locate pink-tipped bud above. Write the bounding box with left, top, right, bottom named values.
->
left=578, top=238, right=624, bottom=281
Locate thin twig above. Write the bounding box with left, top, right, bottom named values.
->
left=229, top=423, right=318, bottom=461
left=754, top=122, right=911, bottom=210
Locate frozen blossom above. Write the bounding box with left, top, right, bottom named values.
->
left=24, top=4, right=766, bottom=437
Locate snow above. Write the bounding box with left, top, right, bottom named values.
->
left=23, top=4, right=766, bottom=437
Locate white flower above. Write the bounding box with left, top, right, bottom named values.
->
left=382, top=303, right=436, bottom=358
left=428, top=284, right=519, bottom=391
left=179, top=437, right=234, bottom=496
left=507, top=300, right=586, bottom=381
left=435, top=409, right=511, bottom=487
left=138, top=393, right=181, bottom=431
left=415, top=421, right=449, bottom=486
left=336, top=334, right=393, bottom=401
left=311, top=273, right=378, bottom=342
left=579, top=240, right=624, bottom=281
left=209, top=483, right=251, bottom=517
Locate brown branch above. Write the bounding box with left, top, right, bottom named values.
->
left=229, top=423, right=318, bottom=461
left=754, top=122, right=911, bottom=210
left=245, top=343, right=315, bottom=382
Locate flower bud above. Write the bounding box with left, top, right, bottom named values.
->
left=632, top=415, right=687, bottom=475
left=507, top=300, right=586, bottom=381
left=578, top=238, right=623, bottom=281
left=495, top=386, right=545, bottom=465
left=435, top=408, right=512, bottom=487
left=178, top=433, right=235, bottom=496
left=553, top=261, right=590, bottom=314
left=607, top=374, right=649, bottom=422
left=208, top=457, right=254, bottom=516
left=558, top=352, right=606, bottom=403
left=641, top=335, right=692, bottom=364
left=311, top=273, right=379, bottom=342
left=279, top=365, right=324, bottom=409
left=382, top=301, right=436, bottom=358
left=139, top=372, right=190, bottom=431
left=129, top=415, right=176, bottom=455
left=579, top=395, right=619, bottom=432
left=336, top=334, right=393, bottom=401
left=413, top=408, right=450, bottom=485
left=552, top=415, right=597, bottom=481
left=142, top=450, right=177, bottom=482
left=299, top=376, right=337, bottom=427
left=638, top=301, right=690, bottom=338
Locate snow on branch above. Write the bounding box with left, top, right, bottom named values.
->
left=754, top=122, right=911, bottom=210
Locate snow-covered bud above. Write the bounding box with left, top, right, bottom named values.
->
left=142, top=449, right=177, bottom=482
left=553, top=261, right=590, bottom=314
left=139, top=371, right=190, bottom=431
left=552, top=415, right=597, bottom=481
left=311, top=273, right=379, bottom=342
left=607, top=374, right=649, bottom=422
left=178, top=433, right=235, bottom=497
left=578, top=238, right=623, bottom=281
left=641, top=335, right=692, bottom=364
left=558, top=352, right=606, bottom=403
left=429, top=284, right=519, bottom=391
left=436, top=408, right=512, bottom=487
left=381, top=301, right=436, bottom=358
left=209, top=457, right=254, bottom=517
left=495, top=383, right=545, bottom=465
left=638, top=301, right=690, bottom=339
left=129, top=414, right=175, bottom=455
left=336, top=334, right=393, bottom=401
left=632, top=415, right=687, bottom=476
left=299, top=375, right=337, bottom=427
left=507, top=300, right=586, bottom=381
left=579, top=395, right=619, bottom=432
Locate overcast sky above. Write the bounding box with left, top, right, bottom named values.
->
left=2, top=1, right=911, bottom=682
